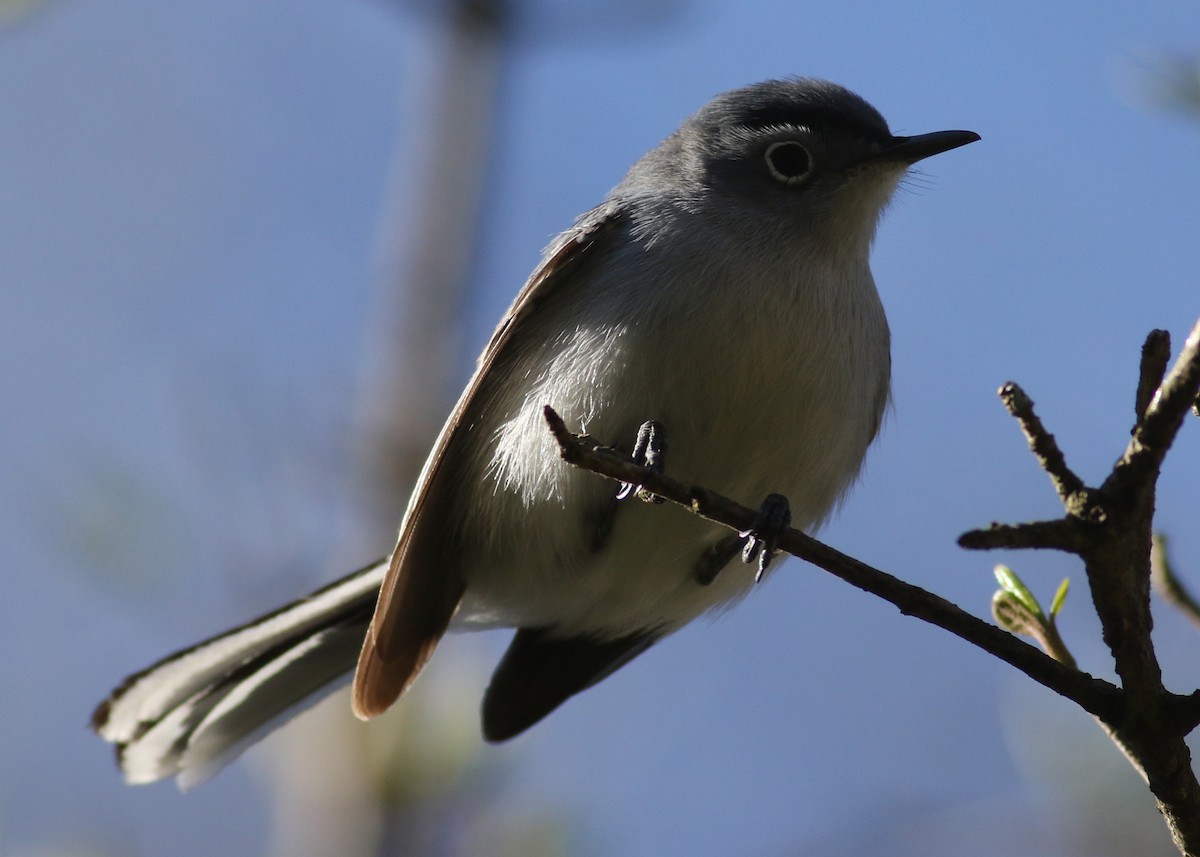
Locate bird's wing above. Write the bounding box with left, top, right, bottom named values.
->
left=352, top=202, right=624, bottom=719
left=480, top=627, right=658, bottom=742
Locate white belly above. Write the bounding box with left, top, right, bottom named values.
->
left=450, top=252, right=889, bottom=638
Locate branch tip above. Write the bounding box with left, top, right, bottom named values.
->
left=996, top=381, right=1086, bottom=503
left=1137, top=329, right=1172, bottom=421
left=1107, top=316, right=1200, bottom=500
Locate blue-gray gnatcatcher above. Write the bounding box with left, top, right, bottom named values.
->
left=92, top=78, right=978, bottom=787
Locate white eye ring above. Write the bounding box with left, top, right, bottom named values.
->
left=764, top=140, right=813, bottom=185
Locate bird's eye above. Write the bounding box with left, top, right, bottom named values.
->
left=764, top=141, right=812, bottom=185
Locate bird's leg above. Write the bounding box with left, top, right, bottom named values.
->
left=694, top=494, right=792, bottom=586
left=694, top=533, right=744, bottom=586
left=617, top=420, right=666, bottom=504
left=740, top=494, right=792, bottom=582
left=591, top=420, right=667, bottom=553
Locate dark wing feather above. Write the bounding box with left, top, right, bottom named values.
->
left=481, top=627, right=659, bottom=743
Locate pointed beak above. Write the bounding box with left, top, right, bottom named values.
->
left=870, top=129, right=981, bottom=165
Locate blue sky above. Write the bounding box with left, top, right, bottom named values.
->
left=4, top=1, right=1200, bottom=855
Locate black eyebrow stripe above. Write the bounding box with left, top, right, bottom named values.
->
left=735, top=106, right=892, bottom=142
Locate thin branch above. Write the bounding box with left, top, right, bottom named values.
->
left=1107, top=318, right=1200, bottom=500
left=998, top=382, right=1087, bottom=505
left=1152, top=534, right=1200, bottom=632
left=542, top=405, right=1123, bottom=721
left=958, top=519, right=1092, bottom=552
left=1138, top=330, right=1172, bottom=421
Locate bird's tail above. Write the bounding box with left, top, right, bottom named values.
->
left=91, top=559, right=386, bottom=789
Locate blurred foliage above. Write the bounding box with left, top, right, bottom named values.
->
left=49, top=457, right=193, bottom=592
left=1126, top=52, right=1200, bottom=119
left=0, top=0, right=50, bottom=27
left=49, top=361, right=358, bottom=612
left=1002, top=683, right=1180, bottom=857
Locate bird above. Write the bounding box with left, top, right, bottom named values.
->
left=92, top=77, right=978, bottom=788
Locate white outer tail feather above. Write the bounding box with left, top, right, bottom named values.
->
left=93, top=560, right=387, bottom=788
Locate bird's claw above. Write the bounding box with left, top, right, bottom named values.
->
left=740, top=493, right=791, bottom=582
left=617, top=420, right=666, bottom=504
